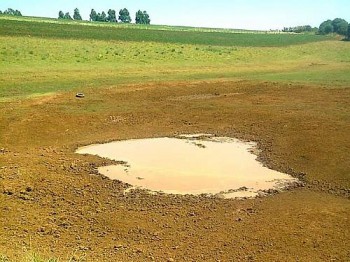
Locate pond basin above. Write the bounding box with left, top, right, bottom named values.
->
left=76, top=134, right=299, bottom=198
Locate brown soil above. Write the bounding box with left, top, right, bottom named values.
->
left=0, top=80, right=349, bottom=261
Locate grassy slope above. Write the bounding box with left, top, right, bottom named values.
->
left=0, top=17, right=349, bottom=100
left=0, top=16, right=328, bottom=46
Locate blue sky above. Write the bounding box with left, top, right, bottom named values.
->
left=0, top=0, right=349, bottom=30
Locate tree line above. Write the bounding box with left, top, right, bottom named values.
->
left=58, top=8, right=81, bottom=20
left=58, top=8, right=150, bottom=24
left=283, top=18, right=350, bottom=40
left=318, top=18, right=349, bottom=38
left=0, top=8, right=22, bottom=16
left=282, top=25, right=317, bottom=33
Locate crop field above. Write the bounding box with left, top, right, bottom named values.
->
left=0, top=17, right=330, bottom=46
left=0, top=16, right=349, bottom=261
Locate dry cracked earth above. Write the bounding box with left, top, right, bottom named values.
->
left=0, top=80, right=349, bottom=261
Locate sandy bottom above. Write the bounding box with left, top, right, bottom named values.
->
left=76, top=135, right=298, bottom=198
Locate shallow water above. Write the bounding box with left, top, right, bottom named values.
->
left=76, top=135, right=298, bottom=198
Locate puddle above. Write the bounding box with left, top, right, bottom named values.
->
left=76, top=135, right=299, bottom=199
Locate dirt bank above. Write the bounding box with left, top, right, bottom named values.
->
left=1, top=80, right=349, bottom=261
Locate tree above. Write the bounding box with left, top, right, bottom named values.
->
left=63, top=12, right=73, bottom=20
left=107, top=9, right=117, bottom=22
left=318, top=20, right=334, bottom=35
left=73, top=8, right=82, bottom=20
left=90, top=9, right=97, bottom=21
left=58, top=10, right=64, bottom=19
left=101, top=11, right=107, bottom=22
left=135, top=10, right=142, bottom=24
left=119, top=8, right=131, bottom=23
left=4, top=8, right=14, bottom=15
left=3, top=8, right=22, bottom=16
left=0, top=11, right=2, bottom=15
left=135, top=10, right=151, bottom=24
left=332, top=18, right=348, bottom=35
left=282, top=25, right=314, bottom=33
left=348, top=24, right=350, bottom=40
left=14, top=9, right=22, bottom=16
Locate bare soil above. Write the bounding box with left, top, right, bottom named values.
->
left=0, top=80, right=349, bottom=261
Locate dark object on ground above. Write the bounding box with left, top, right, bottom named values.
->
left=76, top=93, right=85, bottom=98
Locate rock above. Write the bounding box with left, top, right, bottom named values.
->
left=114, top=244, right=124, bottom=249
left=246, top=208, right=254, bottom=214
left=3, top=188, right=14, bottom=195
left=26, top=186, right=33, bottom=192
left=78, top=245, right=90, bottom=251
left=188, top=212, right=196, bottom=217
left=133, top=248, right=143, bottom=253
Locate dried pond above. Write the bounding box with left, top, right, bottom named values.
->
left=76, top=135, right=298, bottom=198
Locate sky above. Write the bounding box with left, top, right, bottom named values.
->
left=0, top=0, right=349, bottom=30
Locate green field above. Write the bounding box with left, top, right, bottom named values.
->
left=0, top=17, right=329, bottom=46
left=0, top=16, right=349, bottom=101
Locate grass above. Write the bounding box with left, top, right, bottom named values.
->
left=0, top=16, right=347, bottom=100
left=0, top=253, right=56, bottom=262
left=0, top=251, right=86, bottom=262
left=0, top=15, right=293, bottom=33
left=0, top=33, right=349, bottom=100
left=0, top=16, right=330, bottom=47
left=24, top=253, right=57, bottom=262
left=1, top=14, right=345, bottom=102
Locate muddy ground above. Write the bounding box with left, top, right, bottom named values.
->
left=0, top=80, right=349, bottom=261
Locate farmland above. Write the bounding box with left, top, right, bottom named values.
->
left=0, top=16, right=349, bottom=261
left=0, top=17, right=348, bottom=101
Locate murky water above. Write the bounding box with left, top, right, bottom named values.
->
left=76, top=135, right=298, bottom=198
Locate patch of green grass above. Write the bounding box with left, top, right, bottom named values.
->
left=0, top=15, right=324, bottom=35
left=249, top=68, right=350, bottom=86
left=25, top=252, right=58, bottom=262
left=0, top=17, right=348, bottom=101
left=0, top=17, right=330, bottom=47
left=0, top=253, right=57, bottom=262
left=0, top=251, right=87, bottom=262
